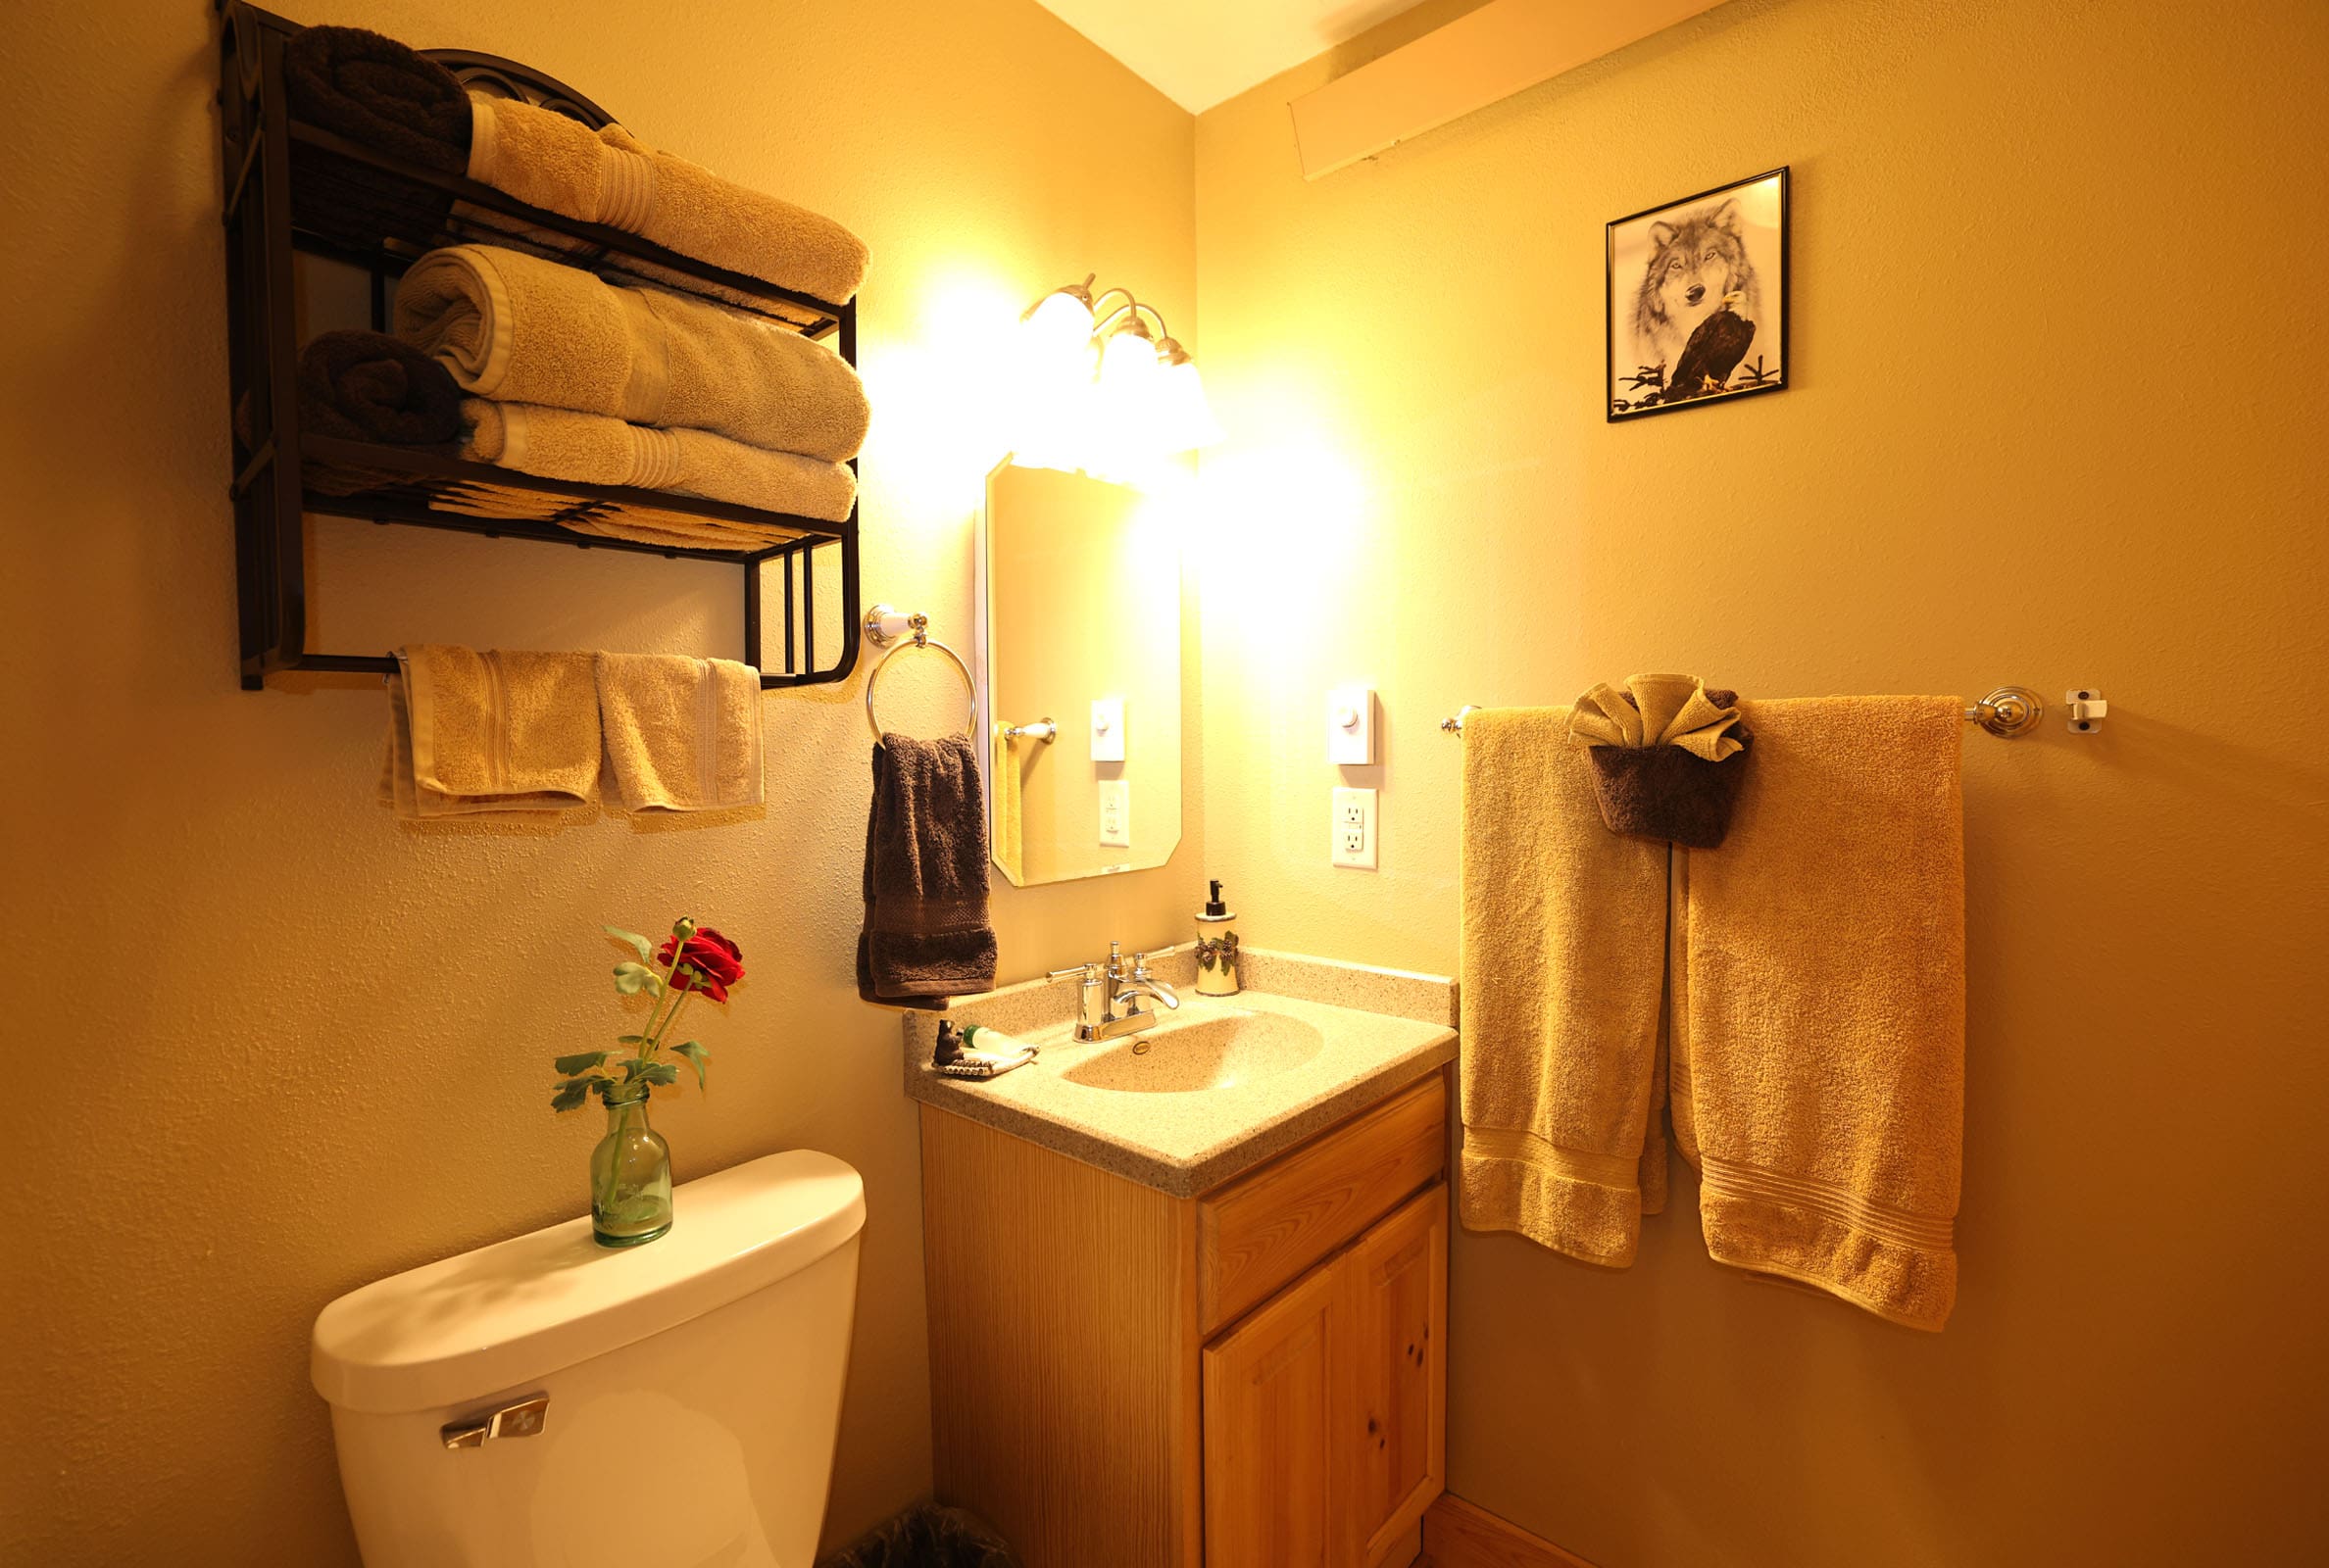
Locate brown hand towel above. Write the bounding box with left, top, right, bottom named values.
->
left=1670, top=697, right=1964, bottom=1330
left=858, top=734, right=997, bottom=1010
left=281, top=25, right=471, bottom=174
left=299, top=330, right=465, bottom=446
left=1459, top=707, right=1670, bottom=1266
left=1569, top=673, right=1753, bottom=849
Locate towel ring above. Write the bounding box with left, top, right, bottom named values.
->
left=863, top=604, right=977, bottom=743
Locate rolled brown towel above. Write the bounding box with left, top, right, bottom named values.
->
left=298, top=330, right=464, bottom=446
left=281, top=25, right=471, bottom=173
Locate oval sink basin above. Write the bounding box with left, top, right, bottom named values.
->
left=1063, top=1011, right=1326, bottom=1094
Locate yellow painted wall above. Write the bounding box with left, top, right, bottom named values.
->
left=1191, top=0, right=2329, bottom=1563
left=0, top=1, right=1196, bottom=1561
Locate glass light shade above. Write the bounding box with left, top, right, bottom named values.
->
left=1090, top=329, right=1164, bottom=480
left=1152, top=357, right=1222, bottom=454
left=1011, top=290, right=1100, bottom=470
left=1019, top=290, right=1097, bottom=375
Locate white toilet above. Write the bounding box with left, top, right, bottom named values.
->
left=311, top=1151, right=866, bottom=1567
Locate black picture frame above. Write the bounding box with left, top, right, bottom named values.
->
left=1606, top=167, right=1789, bottom=422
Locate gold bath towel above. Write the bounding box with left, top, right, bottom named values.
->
left=1671, top=697, right=1965, bottom=1330
left=1459, top=707, right=1671, bottom=1265
left=460, top=399, right=857, bottom=523
left=396, top=245, right=869, bottom=462
left=381, top=645, right=600, bottom=818
left=990, top=722, right=1026, bottom=886
left=594, top=654, right=766, bottom=814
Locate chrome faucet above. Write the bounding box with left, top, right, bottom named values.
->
left=1049, top=942, right=1181, bottom=1042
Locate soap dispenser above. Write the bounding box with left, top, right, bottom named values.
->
left=1196, top=879, right=1240, bottom=997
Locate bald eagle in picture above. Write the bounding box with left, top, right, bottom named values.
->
left=1665, top=292, right=1757, bottom=402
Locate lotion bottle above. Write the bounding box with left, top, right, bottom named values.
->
left=1195, top=879, right=1240, bottom=996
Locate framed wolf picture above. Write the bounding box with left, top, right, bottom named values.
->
left=1607, top=168, right=1788, bottom=420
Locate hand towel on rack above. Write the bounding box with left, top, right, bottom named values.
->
left=395, top=245, right=870, bottom=461
left=990, top=723, right=1026, bottom=887
left=593, top=654, right=765, bottom=813
left=1567, top=674, right=1754, bottom=850
left=858, top=734, right=997, bottom=1010
left=466, top=93, right=868, bottom=309
left=299, top=329, right=465, bottom=446
left=460, top=399, right=857, bottom=521
left=1670, top=697, right=1965, bottom=1330
left=380, top=645, right=600, bottom=818
left=1459, top=707, right=1671, bottom=1266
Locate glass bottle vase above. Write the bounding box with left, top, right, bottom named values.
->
left=590, top=1093, right=673, bottom=1247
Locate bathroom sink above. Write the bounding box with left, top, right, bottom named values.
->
left=1063, top=1010, right=1326, bottom=1094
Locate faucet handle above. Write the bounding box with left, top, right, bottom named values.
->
left=1046, top=961, right=1101, bottom=984
left=1129, top=947, right=1174, bottom=979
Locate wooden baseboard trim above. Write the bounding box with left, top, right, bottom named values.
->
left=1421, top=1494, right=1598, bottom=1568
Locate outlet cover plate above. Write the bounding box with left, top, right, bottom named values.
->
left=1331, top=786, right=1376, bottom=869
left=1098, top=779, right=1130, bottom=847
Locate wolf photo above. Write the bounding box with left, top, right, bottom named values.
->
left=1607, top=168, right=1788, bottom=420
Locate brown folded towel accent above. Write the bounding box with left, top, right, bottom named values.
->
left=1671, top=696, right=1965, bottom=1330
left=857, top=735, right=997, bottom=1010
left=1570, top=673, right=1753, bottom=849
left=298, top=330, right=465, bottom=446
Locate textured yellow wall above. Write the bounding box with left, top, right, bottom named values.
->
left=0, top=1, right=1194, bottom=1561
left=1191, top=0, right=2329, bottom=1563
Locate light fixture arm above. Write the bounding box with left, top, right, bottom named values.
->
left=1094, top=298, right=1170, bottom=343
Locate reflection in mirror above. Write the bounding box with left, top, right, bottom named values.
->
left=978, top=463, right=1182, bottom=887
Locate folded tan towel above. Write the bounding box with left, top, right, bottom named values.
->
left=1569, top=672, right=1744, bottom=759
left=466, top=94, right=867, bottom=308
left=1459, top=707, right=1671, bottom=1266
left=396, top=245, right=869, bottom=462
left=593, top=654, right=765, bottom=813
left=460, top=399, right=857, bottom=521
left=380, top=646, right=600, bottom=818
left=1671, top=696, right=1965, bottom=1330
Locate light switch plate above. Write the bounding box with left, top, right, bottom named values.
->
left=1327, top=684, right=1374, bottom=764
left=1090, top=696, right=1126, bottom=762
left=1097, top=779, right=1130, bottom=848
left=1331, top=786, right=1377, bottom=869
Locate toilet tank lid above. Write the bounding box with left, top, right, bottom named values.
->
left=311, top=1149, right=865, bottom=1416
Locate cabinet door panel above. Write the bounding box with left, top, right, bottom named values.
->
left=1342, top=1184, right=1448, bottom=1567
left=1202, top=1258, right=1339, bottom=1568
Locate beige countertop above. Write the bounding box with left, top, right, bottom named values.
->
left=901, top=947, right=1459, bottom=1197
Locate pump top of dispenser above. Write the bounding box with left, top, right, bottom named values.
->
left=1200, top=879, right=1233, bottom=920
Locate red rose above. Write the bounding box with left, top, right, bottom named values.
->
left=657, top=926, right=745, bottom=1002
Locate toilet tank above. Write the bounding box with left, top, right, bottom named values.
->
left=312, top=1151, right=866, bottom=1568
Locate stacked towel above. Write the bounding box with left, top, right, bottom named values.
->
left=1458, top=707, right=1671, bottom=1266
left=858, top=735, right=997, bottom=1010
left=594, top=654, right=765, bottom=812
left=467, top=95, right=867, bottom=309
left=460, top=399, right=856, bottom=521
left=380, top=646, right=600, bottom=818
left=395, top=245, right=868, bottom=460
left=1670, top=697, right=1965, bottom=1330
left=280, top=25, right=867, bottom=312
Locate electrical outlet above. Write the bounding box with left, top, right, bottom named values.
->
left=1097, top=779, right=1130, bottom=848
left=1331, top=786, right=1377, bottom=869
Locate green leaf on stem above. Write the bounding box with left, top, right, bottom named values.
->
left=669, top=1041, right=710, bottom=1089
left=553, top=1050, right=610, bottom=1076
left=615, top=1035, right=648, bottom=1046
left=604, top=926, right=653, bottom=963
left=614, top=1056, right=648, bottom=1081
left=613, top=961, right=665, bottom=996
left=550, top=1075, right=610, bottom=1112
left=637, top=1061, right=680, bottom=1088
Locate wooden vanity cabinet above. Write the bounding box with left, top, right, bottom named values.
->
left=920, top=1070, right=1450, bottom=1568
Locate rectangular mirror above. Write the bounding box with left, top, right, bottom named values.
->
left=977, top=462, right=1182, bottom=887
